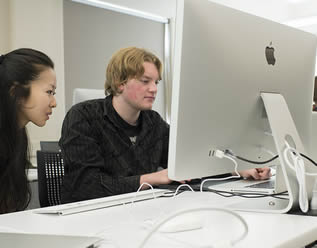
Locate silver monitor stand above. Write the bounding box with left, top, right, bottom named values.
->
left=229, top=92, right=317, bottom=213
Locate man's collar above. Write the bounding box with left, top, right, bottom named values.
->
left=103, top=94, right=113, bottom=117
left=103, top=94, right=155, bottom=130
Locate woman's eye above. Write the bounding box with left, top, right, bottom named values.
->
left=47, top=90, right=56, bottom=96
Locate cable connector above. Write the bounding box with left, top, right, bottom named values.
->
left=213, top=149, right=225, bottom=158
left=224, top=149, right=235, bottom=157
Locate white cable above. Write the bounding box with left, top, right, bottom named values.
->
left=138, top=207, right=248, bottom=248
left=173, top=184, right=195, bottom=197
left=296, top=157, right=308, bottom=212
left=310, top=178, right=317, bottom=210
left=283, top=146, right=317, bottom=177
left=282, top=144, right=309, bottom=212
left=200, top=151, right=241, bottom=192
left=131, top=182, right=156, bottom=205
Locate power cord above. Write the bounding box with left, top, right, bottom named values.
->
left=282, top=142, right=316, bottom=213
left=206, top=189, right=289, bottom=200
left=172, top=184, right=195, bottom=197
left=223, top=146, right=317, bottom=212
left=225, top=149, right=279, bottom=165
left=225, top=149, right=317, bottom=167
left=131, top=182, right=157, bottom=205
left=311, top=178, right=317, bottom=210
left=160, top=185, right=289, bottom=200
left=198, top=149, right=288, bottom=200
left=200, top=150, right=241, bottom=192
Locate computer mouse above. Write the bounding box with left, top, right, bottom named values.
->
left=158, top=212, right=204, bottom=233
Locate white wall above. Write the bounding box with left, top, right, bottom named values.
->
left=0, top=0, right=10, bottom=53
left=8, top=0, right=65, bottom=156
left=63, top=1, right=167, bottom=118
left=97, top=0, right=177, bottom=53
left=95, top=0, right=176, bottom=17
left=66, top=0, right=177, bottom=121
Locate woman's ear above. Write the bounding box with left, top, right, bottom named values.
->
left=9, top=84, right=17, bottom=97
left=9, top=83, right=28, bottom=105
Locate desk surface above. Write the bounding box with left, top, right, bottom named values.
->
left=0, top=191, right=316, bottom=248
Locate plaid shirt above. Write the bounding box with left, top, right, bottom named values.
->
left=59, top=95, right=169, bottom=203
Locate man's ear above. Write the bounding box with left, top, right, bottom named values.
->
left=118, top=83, right=124, bottom=92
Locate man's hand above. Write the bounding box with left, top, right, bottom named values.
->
left=140, top=169, right=172, bottom=190
left=140, top=169, right=187, bottom=190
left=237, top=167, right=272, bottom=180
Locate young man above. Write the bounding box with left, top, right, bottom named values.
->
left=59, top=47, right=270, bottom=203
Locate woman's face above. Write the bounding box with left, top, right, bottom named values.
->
left=19, top=68, right=57, bottom=127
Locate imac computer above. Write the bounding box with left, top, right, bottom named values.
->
left=168, top=0, right=317, bottom=213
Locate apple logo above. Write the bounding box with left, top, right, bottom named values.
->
left=265, top=41, right=276, bottom=65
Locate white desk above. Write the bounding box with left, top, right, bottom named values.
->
left=0, top=191, right=316, bottom=247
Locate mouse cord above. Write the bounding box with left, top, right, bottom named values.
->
left=138, top=207, right=248, bottom=248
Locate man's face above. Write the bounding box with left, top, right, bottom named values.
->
left=119, top=62, right=159, bottom=111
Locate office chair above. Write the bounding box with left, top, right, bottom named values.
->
left=36, top=150, right=64, bottom=207
left=40, top=141, right=61, bottom=152
left=72, top=88, right=106, bottom=105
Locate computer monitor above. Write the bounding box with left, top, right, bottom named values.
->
left=168, top=0, right=317, bottom=212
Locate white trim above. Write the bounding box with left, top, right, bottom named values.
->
left=71, top=0, right=169, bottom=24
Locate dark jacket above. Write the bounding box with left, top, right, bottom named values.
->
left=59, top=95, right=169, bottom=203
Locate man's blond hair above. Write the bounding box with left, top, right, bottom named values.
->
left=105, top=47, right=162, bottom=95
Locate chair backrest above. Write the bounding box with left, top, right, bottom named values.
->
left=72, top=88, right=105, bottom=105
left=36, top=151, right=64, bottom=207
left=40, top=141, right=61, bottom=152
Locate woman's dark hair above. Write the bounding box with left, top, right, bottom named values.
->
left=0, top=48, right=54, bottom=214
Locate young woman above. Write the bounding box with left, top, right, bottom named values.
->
left=0, top=48, right=57, bottom=214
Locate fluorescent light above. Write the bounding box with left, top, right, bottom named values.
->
left=71, top=0, right=169, bottom=24
left=283, top=15, right=317, bottom=28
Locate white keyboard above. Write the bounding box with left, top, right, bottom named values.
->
left=245, top=180, right=275, bottom=189
left=33, top=189, right=169, bottom=216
